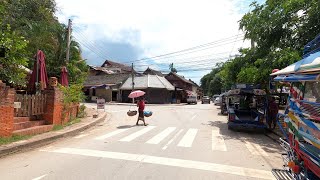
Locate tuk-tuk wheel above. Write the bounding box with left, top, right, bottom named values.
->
left=227, top=125, right=233, bottom=131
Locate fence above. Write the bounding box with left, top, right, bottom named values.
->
left=14, top=94, right=47, bottom=117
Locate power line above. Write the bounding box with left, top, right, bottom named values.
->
left=122, top=34, right=244, bottom=64
left=73, top=31, right=110, bottom=59
left=135, top=55, right=235, bottom=69
left=137, top=50, right=234, bottom=66
left=73, top=36, right=108, bottom=60
left=73, top=28, right=110, bottom=58
left=127, top=37, right=244, bottom=64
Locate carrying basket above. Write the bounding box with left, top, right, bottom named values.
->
left=144, top=111, right=153, bottom=117
left=127, top=110, right=137, bottom=116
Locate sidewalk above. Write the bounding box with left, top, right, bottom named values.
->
left=0, top=110, right=108, bottom=158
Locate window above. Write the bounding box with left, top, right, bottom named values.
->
left=304, top=82, right=320, bottom=103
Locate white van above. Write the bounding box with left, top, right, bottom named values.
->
left=187, top=95, right=197, bottom=104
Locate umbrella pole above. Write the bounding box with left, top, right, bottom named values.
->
left=131, top=63, right=135, bottom=104
left=36, top=50, right=39, bottom=93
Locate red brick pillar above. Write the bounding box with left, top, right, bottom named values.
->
left=0, top=81, right=15, bottom=137
left=43, top=87, right=63, bottom=125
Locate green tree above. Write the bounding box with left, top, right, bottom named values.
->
left=0, top=25, right=29, bottom=86
left=0, top=0, right=88, bottom=86
left=201, top=0, right=320, bottom=90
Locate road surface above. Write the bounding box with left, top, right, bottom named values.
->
left=0, top=103, right=283, bottom=180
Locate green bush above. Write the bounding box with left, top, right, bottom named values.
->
left=58, top=84, right=85, bottom=106
left=77, top=104, right=87, bottom=118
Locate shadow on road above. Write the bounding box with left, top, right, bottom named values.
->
left=117, top=125, right=136, bottom=129
left=204, top=120, right=282, bottom=154
left=217, top=112, right=227, bottom=116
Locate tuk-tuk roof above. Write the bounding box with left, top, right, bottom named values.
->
left=227, top=89, right=266, bottom=96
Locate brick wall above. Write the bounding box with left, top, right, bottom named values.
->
left=0, top=81, right=15, bottom=137
left=43, top=87, right=63, bottom=125
left=61, top=103, right=79, bottom=124
left=0, top=79, right=80, bottom=137
left=43, top=87, right=79, bottom=126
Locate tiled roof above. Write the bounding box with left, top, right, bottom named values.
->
left=143, top=67, right=164, bottom=77
left=101, top=60, right=132, bottom=72
left=166, top=72, right=194, bottom=85
left=83, top=74, right=130, bottom=87
left=120, top=74, right=174, bottom=90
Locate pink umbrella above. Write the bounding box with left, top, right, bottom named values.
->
left=128, top=90, right=145, bottom=98
left=28, top=50, right=48, bottom=92
left=60, top=66, right=69, bottom=86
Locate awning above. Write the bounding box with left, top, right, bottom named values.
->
left=227, top=89, right=266, bottom=96
left=273, top=74, right=320, bottom=82
left=89, top=84, right=110, bottom=89
left=271, top=51, right=320, bottom=76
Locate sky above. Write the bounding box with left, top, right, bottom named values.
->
left=55, top=0, right=265, bottom=84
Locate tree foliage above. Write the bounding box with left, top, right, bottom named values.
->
left=201, top=0, right=320, bottom=94
left=0, top=0, right=88, bottom=87
left=0, top=25, right=29, bottom=86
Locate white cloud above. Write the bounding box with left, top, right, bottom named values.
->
left=55, top=0, right=255, bottom=83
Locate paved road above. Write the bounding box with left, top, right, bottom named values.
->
left=0, top=103, right=283, bottom=180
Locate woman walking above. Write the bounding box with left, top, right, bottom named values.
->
left=136, top=97, right=147, bottom=126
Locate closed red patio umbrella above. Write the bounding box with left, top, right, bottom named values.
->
left=28, top=50, right=49, bottom=92
left=60, top=66, right=69, bottom=86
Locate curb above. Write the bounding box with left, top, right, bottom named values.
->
left=0, top=113, right=108, bottom=158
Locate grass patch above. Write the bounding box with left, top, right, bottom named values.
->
left=65, top=118, right=81, bottom=126
left=53, top=125, right=64, bottom=131
left=52, top=118, right=82, bottom=131
left=0, top=135, right=32, bottom=145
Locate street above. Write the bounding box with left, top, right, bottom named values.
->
left=0, top=103, right=283, bottom=180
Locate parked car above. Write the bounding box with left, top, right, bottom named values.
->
left=214, top=96, right=221, bottom=105
left=202, top=96, right=210, bottom=104
left=187, top=95, right=197, bottom=104
left=212, top=94, right=220, bottom=101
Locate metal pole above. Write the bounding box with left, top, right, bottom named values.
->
left=36, top=49, right=39, bottom=93
left=132, top=63, right=134, bottom=103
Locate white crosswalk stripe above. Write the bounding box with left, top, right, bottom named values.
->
left=177, top=128, right=198, bottom=147
left=92, top=126, right=270, bottom=157
left=94, top=128, right=129, bottom=140
left=146, top=127, right=176, bottom=144
left=119, top=126, right=156, bottom=142
left=212, top=129, right=227, bottom=151
left=244, top=140, right=269, bottom=157
left=162, top=129, right=184, bottom=150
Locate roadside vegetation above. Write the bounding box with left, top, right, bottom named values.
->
left=0, top=135, right=32, bottom=145
left=0, top=0, right=87, bottom=102
left=201, top=0, right=320, bottom=96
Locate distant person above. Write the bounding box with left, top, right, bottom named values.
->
left=268, top=97, right=279, bottom=129
left=136, top=96, right=147, bottom=126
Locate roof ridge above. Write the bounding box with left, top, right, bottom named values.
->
left=155, top=74, right=167, bottom=88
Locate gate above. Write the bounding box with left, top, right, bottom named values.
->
left=14, top=94, right=47, bottom=117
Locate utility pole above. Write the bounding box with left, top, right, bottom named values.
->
left=66, top=19, right=72, bottom=63
left=131, top=63, right=135, bottom=103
